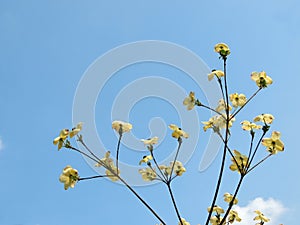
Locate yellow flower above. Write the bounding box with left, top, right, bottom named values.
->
left=95, top=151, right=114, bottom=168
left=210, top=215, right=224, bottom=225
left=214, top=43, right=230, bottom=56
left=106, top=166, right=120, bottom=181
left=69, top=122, right=83, bottom=138
left=208, top=70, right=225, bottom=81
left=202, top=115, right=235, bottom=132
left=139, top=155, right=153, bottom=165
left=139, top=167, right=157, bottom=181
left=141, top=137, right=159, bottom=146
left=207, top=205, right=225, bottom=214
left=112, top=120, right=132, bottom=134
left=159, top=161, right=186, bottom=177
left=215, top=99, right=232, bottom=112
left=183, top=91, right=197, bottom=110
left=214, top=114, right=235, bottom=130
left=179, top=218, right=190, bottom=225
left=169, top=124, right=189, bottom=139
left=202, top=116, right=217, bottom=132
left=223, top=192, right=238, bottom=205
left=229, top=150, right=249, bottom=174
left=53, top=129, right=69, bottom=150
left=251, top=71, right=273, bottom=88
left=171, top=161, right=186, bottom=176
left=59, top=165, right=79, bottom=190
left=253, top=113, right=274, bottom=124
left=241, top=120, right=262, bottom=131
left=229, top=93, right=247, bottom=108
left=158, top=165, right=171, bottom=176
left=253, top=210, right=270, bottom=222
left=228, top=210, right=241, bottom=223
left=262, top=131, right=284, bottom=154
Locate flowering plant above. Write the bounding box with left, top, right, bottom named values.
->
left=53, top=43, right=284, bottom=225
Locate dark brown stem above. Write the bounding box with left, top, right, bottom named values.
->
left=220, top=175, right=244, bottom=224
left=231, top=88, right=262, bottom=119
left=116, top=132, right=122, bottom=174
left=247, top=154, right=272, bottom=174
left=167, top=183, right=184, bottom=225
left=168, top=138, right=182, bottom=182
left=205, top=58, right=229, bottom=225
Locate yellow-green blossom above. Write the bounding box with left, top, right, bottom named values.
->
left=215, top=99, right=232, bottom=112
left=210, top=216, right=224, bottom=225
left=207, top=205, right=225, bottom=214
left=95, top=151, right=114, bottom=168
left=214, top=43, right=230, bottom=57
left=208, top=70, right=225, bottom=81
left=251, top=71, right=273, bottom=88
left=229, top=150, right=249, bottom=174
left=202, top=116, right=216, bottom=132
left=139, top=155, right=153, bottom=165
left=159, top=161, right=186, bottom=177
left=139, top=167, right=157, bottom=181
left=254, top=113, right=274, bottom=124
left=59, top=165, right=79, bottom=190
left=69, top=122, right=83, bottom=138
left=228, top=210, right=241, bottom=223
left=183, top=91, right=197, bottom=110
left=223, top=192, right=238, bottom=205
left=178, top=218, right=190, bottom=225
left=169, top=124, right=189, bottom=139
left=53, top=129, right=69, bottom=150
left=253, top=210, right=270, bottom=223
left=171, top=161, right=186, bottom=176
left=202, top=115, right=235, bottom=132
left=229, top=93, right=247, bottom=108
left=112, top=120, right=132, bottom=133
left=262, top=131, right=284, bottom=154
left=141, top=137, right=159, bottom=146
left=215, top=114, right=235, bottom=130
left=241, top=120, right=262, bottom=131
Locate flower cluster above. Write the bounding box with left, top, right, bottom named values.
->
left=138, top=125, right=188, bottom=182
left=207, top=198, right=241, bottom=225
left=53, top=42, right=284, bottom=225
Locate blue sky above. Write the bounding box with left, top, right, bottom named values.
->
left=0, top=1, right=299, bottom=225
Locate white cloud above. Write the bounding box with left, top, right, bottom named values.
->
left=233, top=197, right=287, bottom=225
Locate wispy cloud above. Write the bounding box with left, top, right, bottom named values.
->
left=0, top=137, right=3, bottom=150
left=234, top=197, right=287, bottom=225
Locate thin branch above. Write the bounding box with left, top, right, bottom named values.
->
left=167, top=183, right=184, bottom=225
left=231, top=88, right=262, bottom=119
left=247, top=130, right=268, bottom=172
left=67, top=143, right=166, bottom=225
left=78, top=175, right=107, bottom=181
left=168, top=138, right=182, bottom=182
left=116, top=132, right=122, bottom=174
left=205, top=58, right=230, bottom=225
left=220, top=175, right=244, bottom=224
left=247, top=154, right=272, bottom=174
left=77, top=136, right=102, bottom=162
left=150, top=150, right=168, bottom=182
left=200, top=104, right=225, bottom=118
